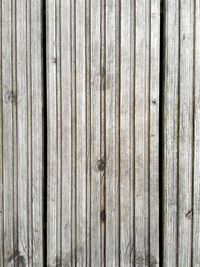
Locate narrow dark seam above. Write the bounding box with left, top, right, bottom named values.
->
left=191, top=0, right=196, bottom=265
left=148, top=0, right=151, bottom=265
left=177, top=0, right=181, bottom=265
left=159, top=0, right=165, bottom=266
left=42, top=0, right=47, bottom=266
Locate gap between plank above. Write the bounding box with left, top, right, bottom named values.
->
left=159, top=0, right=165, bottom=266
left=42, top=0, right=48, bottom=266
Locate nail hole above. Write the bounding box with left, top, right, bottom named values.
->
left=152, top=99, right=157, bottom=105
left=52, top=57, right=57, bottom=64
left=100, top=210, right=106, bottom=221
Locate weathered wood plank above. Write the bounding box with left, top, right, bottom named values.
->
left=47, top=1, right=160, bottom=266
left=90, top=0, right=101, bottom=265
left=120, top=0, right=133, bottom=265
left=193, top=1, right=200, bottom=265
left=30, top=1, right=44, bottom=265
left=12, top=1, right=18, bottom=265
left=1, top=0, right=43, bottom=266
left=178, top=1, right=194, bottom=266
left=60, top=0, right=72, bottom=265
left=46, top=0, right=58, bottom=264
left=76, top=0, right=87, bottom=265
left=163, top=0, right=196, bottom=266
left=0, top=0, right=3, bottom=263
left=163, top=1, right=179, bottom=266
left=135, top=0, right=151, bottom=265
left=2, top=1, right=14, bottom=264
left=71, top=0, right=77, bottom=265
left=16, top=0, right=29, bottom=264
left=105, top=0, right=120, bottom=265
left=149, top=0, right=160, bottom=264
left=100, top=1, right=106, bottom=265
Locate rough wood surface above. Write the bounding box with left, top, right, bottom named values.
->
left=163, top=0, right=198, bottom=266
left=193, top=1, right=200, bottom=265
left=2, top=0, right=200, bottom=266
left=178, top=1, right=194, bottom=266
left=163, top=1, right=179, bottom=265
left=47, top=0, right=160, bottom=266
left=0, top=0, right=43, bottom=266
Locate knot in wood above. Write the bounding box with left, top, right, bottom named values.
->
left=6, top=92, right=16, bottom=103
left=97, top=159, right=106, bottom=172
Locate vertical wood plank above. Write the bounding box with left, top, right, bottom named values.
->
left=60, top=0, right=72, bottom=265
left=12, top=1, right=18, bottom=264
left=163, top=0, right=195, bottom=266
left=193, top=1, right=200, bottom=265
left=105, top=0, right=120, bottom=265
left=0, top=0, right=3, bottom=263
left=47, top=0, right=58, bottom=264
left=100, top=1, right=106, bottom=265
left=2, top=0, right=15, bottom=264
left=1, top=0, right=43, bottom=266
left=90, top=0, right=101, bottom=265
left=178, top=0, right=194, bottom=266
left=163, top=1, right=179, bottom=266
left=75, top=0, right=87, bottom=265
left=47, top=1, right=160, bottom=266
left=149, top=0, right=160, bottom=264
left=135, top=0, right=150, bottom=265
left=31, top=1, right=44, bottom=265
left=16, top=0, right=29, bottom=264
left=163, top=1, right=194, bottom=266
left=55, top=0, right=62, bottom=263
left=120, top=0, right=133, bottom=266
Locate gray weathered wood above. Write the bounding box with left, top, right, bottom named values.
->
left=105, top=0, right=120, bottom=265
left=0, top=1, right=3, bottom=263
left=193, top=1, right=200, bottom=265
left=163, top=0, right=197, bottom=266
left=47, top=0, right=160, bottom=266
left=90, top=0, right=101, bottom=265
left=3, top=0, right=200, bottom=265
left=120, top=0, right=133, bottom=265
left=134, top=0, right=160, bottom=265
left=178, top=1, right=194, bottom=266
left=1, top=0, right=43, bottom=265
left=46, top=0, right=58, bottom=264
left=163, top=1, right=179, bottom=266
left=149, top=0, right=160, bottom=264
left=2, top=0, right=14, bottom=265
left=76, top=0, right=87, bottom=264
left=60, top=0, right=72, bottom=265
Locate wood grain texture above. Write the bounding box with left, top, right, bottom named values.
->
left=120, top=0, right=133, bottom=265
left=47, top=0, right=160, bottom=266
left=0, top=0, right=43, bottom=266
left=2, top=0, right=200, bottom=266
left=163, top=0, right=198, bottom=266
left=178, top=1, right=194, bottom=266
left=134, top=0, right=160, bottom=265
left=193, top=1, right=200, bottom=265
left=163, top=0, right=179, bottom=265
left=105, top=0, right=120, bottom=265
left=46, top=0, right=58, bottom=264
left=149, top=0, right=160, bottom=264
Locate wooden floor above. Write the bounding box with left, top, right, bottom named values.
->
left=0, top=0, right=199, bottom=266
